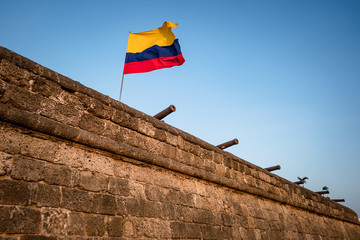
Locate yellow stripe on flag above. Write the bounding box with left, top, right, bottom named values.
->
left=126, top=21, right=178, bottom=53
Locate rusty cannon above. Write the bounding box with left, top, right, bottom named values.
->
left=315, top=190, right=329, bottom=195
left=264, top=165, right=281, bottom=172
left=153, top=105, right=176, bottom=120
left=216, top=138, right=239, bottom=150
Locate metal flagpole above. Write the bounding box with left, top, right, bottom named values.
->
left=119, top=73, right=125, bottom=102
left=119, top=32, right=131, bottom=102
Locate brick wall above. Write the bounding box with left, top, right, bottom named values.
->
left=1, top=45, right=360, bottom=239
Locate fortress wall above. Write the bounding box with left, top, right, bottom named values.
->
left=1, top=46, right=359, bottom=239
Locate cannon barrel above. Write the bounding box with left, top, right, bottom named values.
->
left=264, top=165, right=281, bottom=172
left=332, top=199, right=345, bottom=202
left=315, top=190, right=329, bottom=195
left=216, top=138, right=239, bottom=150
left=153, top=105, right=176, bottom=120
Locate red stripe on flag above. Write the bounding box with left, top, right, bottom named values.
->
left=123, top=54, right=185, bottom=74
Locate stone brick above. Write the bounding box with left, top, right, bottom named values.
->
left=0, top=59, right=32, bottom=87
left=115, top=197, right=126, bottom=216
left=153, top=129, right=167, bottom=142
left=193, top=209, right=218, bottom=225
left=79, top=113, right=105, bottom=136
left=1, top=83, right=44, bottom=113
left=0, top=179, right=31, bottom=205
left=0, top=151, right=13, bottom=176
left=39, top=100, right=83, bottom=127
left=85, top=214, right=105, bottom=236
left=41, top=208, right=68, bottom=235
left=34, top=183, right=61, bottom=207
left=82, top=152, right=114, bottom=176
left=61, top=187, right=92, bottom=213
left=102, top=121, right=125, bottom=142
left=31, top=76, right=62, bottom=97
left=108, top=177, right=130, bottom=197
left=87, top=98, right=115, bottom=120
left=222, top=212, right=233, bottom=226
left=54, top=143, right=85, bottom=168
left=164, top=189, right=181, bottom=204
left=142, top=200, right=162, bottom=218
left=44, top=163, right=72, bottom=186
left=91, top=193, right=116, bottom=215
left=0, top=206, right=41, bottom=234
left=110, top=110, right=132, bottom=128
left=0, top=236, right=19, bottom=240
left=184, top=223, right=201, bottom=239
left=20, top=236, right=57, bottom=240
left=77, top=171, right=108, bottom=192
left=175, top=205, right=193, bottom=222
left=170, top=221, right=186, bottom=239
left=161, top=203, right=177, bottom=220
left=67, top=211, right=85, bottom=235
left=11, top=156, right=45, bottom=182
left=137, top=119, right=155, bottom=137
left=108, top=216, right=124, bottom=237
left=0, top=124, right=22, bottom=154
left=145, top=184, right=164, bottom=202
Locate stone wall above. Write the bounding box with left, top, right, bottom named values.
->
left=0, top=45, right=359, bottom=239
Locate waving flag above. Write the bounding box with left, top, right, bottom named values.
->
left=123, top=21, right=185, bottom=74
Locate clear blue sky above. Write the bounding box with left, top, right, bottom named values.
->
left=2, top=0, right=360, bottom=217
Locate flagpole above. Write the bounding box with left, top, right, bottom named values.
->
left=119, top=32, right=131, bottom=102
left=119, top=73, right=125, bottom=102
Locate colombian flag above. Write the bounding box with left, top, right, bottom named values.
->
left=123, top=21, right=185, bottom=74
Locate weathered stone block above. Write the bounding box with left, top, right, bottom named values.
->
left=39, top=99, right=83, bottom=127
left=20, top=236, right=56, bottom=240
left=222, top=212, right=233, bottom=227
left=82, top=152, right=114, bottom=176
left=91, top=193, right=116, bottom=215
left=102, top=121, right=125, bottom=142
left=87, top=98, right=114, bottom=120
left=137, top=119, right=155, bottom=137
left=31, top=76, right=62, bottom=97
left=20, top=134, right=59, bottom=162
left=153, top=129, right=167, bottom=142
left=77, top=171, right=108, bottom=192
left=0, top=179, right=31, bottom=205
left=67, top=211, right=85, bottom=235
left=11, top=156, right=45, bottom=182
left=0, top=151, right=13, bottom=176
left=0, top=59, right=34, bottom=89
left=161, top=203, right=177, bottom=220
left=170, top=221, right=186, bottom=239
left=61, top=187, right=92, bottom=213
left=193, top=209, right=218, bottom=225
left=115, top=197, right=126, bottom=216
left=41, top=208, right=68, bottom=235
left=85, top=214, right=105, bottom=236
left=124, top=198, right=140, bottom=216
left=107, top=216, right=124, bottom=237
left=44, top=163, right=72, bottom=186
left=142, top=201, right=162, bottom=218
left=34, top=183, right=61, bottom=207
left=0, top=124, right=23, bottom=155
left=108, top=177, right=129, bottom=197
left=0, top=206, right=41, bottom=234
left=144, top=184, right=164, bottom=202
left=1, top=83, right=44, bottom=113
left=175, top=205, right=193, bottom=222
left=79, top=113, right=105, bottom=136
